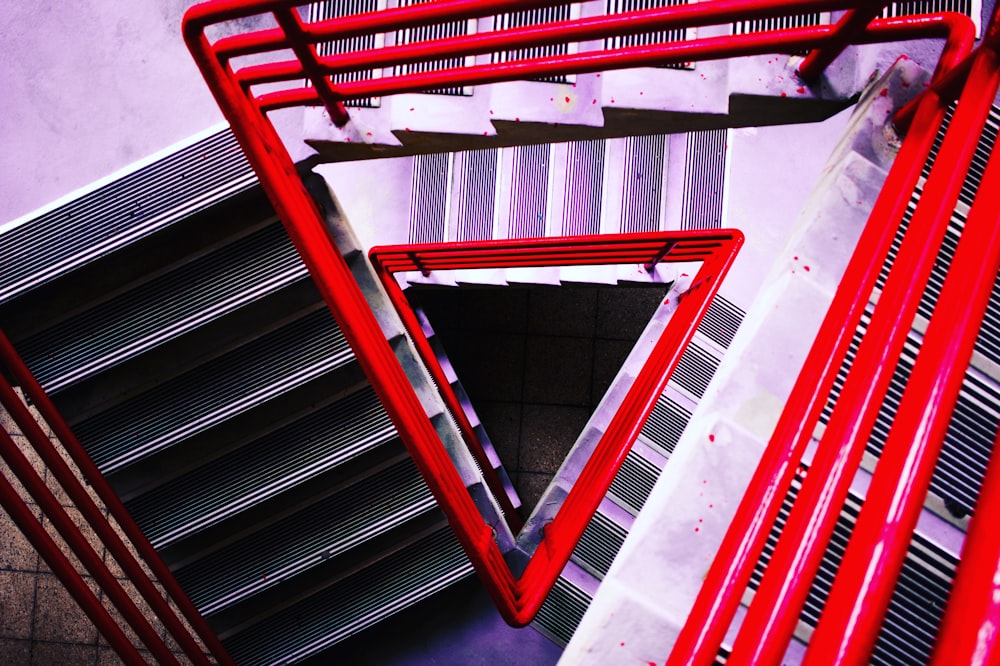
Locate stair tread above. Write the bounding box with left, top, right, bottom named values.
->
left=18, top=222, right=307, bottom=393
left=222, top=525, right=472, bottom=666
left=174, top=458, right=435, bottom=616
left=127, top=386, right=396, bottom=547
left=72, top=307, right=353, bottom=472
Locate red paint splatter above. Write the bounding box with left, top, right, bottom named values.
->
left=797, top=86, right=805, bottom=94
left=708, top=433, right=715, bottom=442
left=694, top=527, right=701, bottom=533
left=703, top=479, right=708, bottom=484
left=565, top=96, right=571, bottom=103
left=804, top=265, right=811, bottom=272
left=620, top=642, right=626, bottom=647
left=780, top=92, right=787, bottom=97
left=596, top=73, right=601, bottom=77
left=515, top=117, right=520, bottom=122
left=366, top=131, right=373, bottom=137
left=490, top=109, right=494, bottom=115
left=639, top=91, right=644, bottom=95
left=404, top=127, right=411, bottom=132
left=709, top=504, right=714, bottom=509
left=698, top=518, right=704, bottom=523
left=345, top=137, right=351, bottom=142
left=793, top=255, right=799, bottom=261
left=550, top=97, right=555, bottom=101
left=409, top=107, right=415, bottom=111
left=879, top=88, right=889, bottom=97
left=610, top=97, right=616, bottom=103
left=483, top=131, right=489, bottom=136
left=593, top=98, right=598, bottom=104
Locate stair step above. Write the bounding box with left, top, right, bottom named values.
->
left=125, top=385, right=395, bottom=549
left=221, top=524, right=473, bottom=665
left=16, top=221, right=308, bottom=394
left=173, top=457, right=435, bottom=617
left=70, top=307, right=354, bottom=474
left=531, top=574, right=594, bottom=647
left=571, top=507, right=631, bottom=580
left=0, top=126, right=256, bottom=304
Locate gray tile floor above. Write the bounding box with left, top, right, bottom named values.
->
left=413, top=283, right=667, bottom=514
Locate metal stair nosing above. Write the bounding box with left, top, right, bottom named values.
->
left=220, top=522, right=474, bottom=666
left=0, top=126, right=261, bottom=318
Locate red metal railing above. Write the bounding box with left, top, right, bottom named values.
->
left=176, top=0, right=991, bottom=641
left=0, top=331, right=232, bottom=665
left=670, top=9, right=1000, bottom=666
left=370, top=231, right=743, bottom=621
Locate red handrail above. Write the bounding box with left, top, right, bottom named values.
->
left=0, top=332, right=233, bottom=664
left=0, top=464, right=146, bottom=664
left=930, top=429, right=1000, bottom=666
left=803, top=45, right=1000, bottom=663
left=670, top=9, right=998, bottom=666
left=372, top=231, right=743, bottom=622
left=180, top=0, right=982, bottom=632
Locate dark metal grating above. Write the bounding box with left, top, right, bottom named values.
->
left=173, top=458, right=434, bottom=614
left=455, top=149, right=498, bottom=242
left=395, top=0, right=472, bottom=96
left=881, top=0, right=979, bottom=37
left=621, top=135, right=666, bottom=233
left=531, top=577, right=593, bottom=646
left=72, top=308, right=354, bottom=472
left=310, top=0, right=384, bottom=107
left=0, top=127, right=256, bottom=304
left=671, top=341, right=721, bottom=398
left=493, top=5, right=574, bottom=84
left=749, top=469, right=958, bottom=665
left=18, top=221, right=303, bottom=393
left=562, top=139, right=606, bottom=236
left=605, top=0, right=694, bottom=69
left=608, top=449, right=661, bottom=514
left=572, top=510, right=629, bottom=578
left=641, top=394, right=692, bottom=456
left=126, top=386, right=395, bottom=547
left=409, top=153, right=450, bottom=243
left=732, top=11, right=826, bottom=49
left=223, top=525, right=472, bottom=665
left=697, top=294, right=745, bottom=349
left=681, top=129, right=729, bottom=231
left=509, top=144, right=550, bottom=239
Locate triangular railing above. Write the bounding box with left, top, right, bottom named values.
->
left=2, top=0, right=995, bottom=663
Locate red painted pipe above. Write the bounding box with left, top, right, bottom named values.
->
left=726, top=40, right=1000, bottom=666
left=665, top=88, right=955, bottom=666
left=0, top=373, right=212, bottom=665
left=797, top=1, right=888, bottom=81
left=803, top=45, right=1000, bottom=664
left=0, top=331, right=234, bottom=665
left=0, top=472, right=145, bottom=664
left=894, top=3, right=998, bottom=131
left=371, top=257, right=524, bottom=535
left=369, top=231, right=737, bottom=538
left=930, top=429, right=1000, bottom=666
left=252, top=16, right=969, bottom=112
left=0, top=427, right=179, bottom=664
left=233, top=0, right=858, bottom=85
left=183, top=0, right=975, bottom=632
left=272, top=8, right=350, bottom=125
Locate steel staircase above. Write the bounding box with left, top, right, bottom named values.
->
left=0, top=127, right=519, bottom=664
